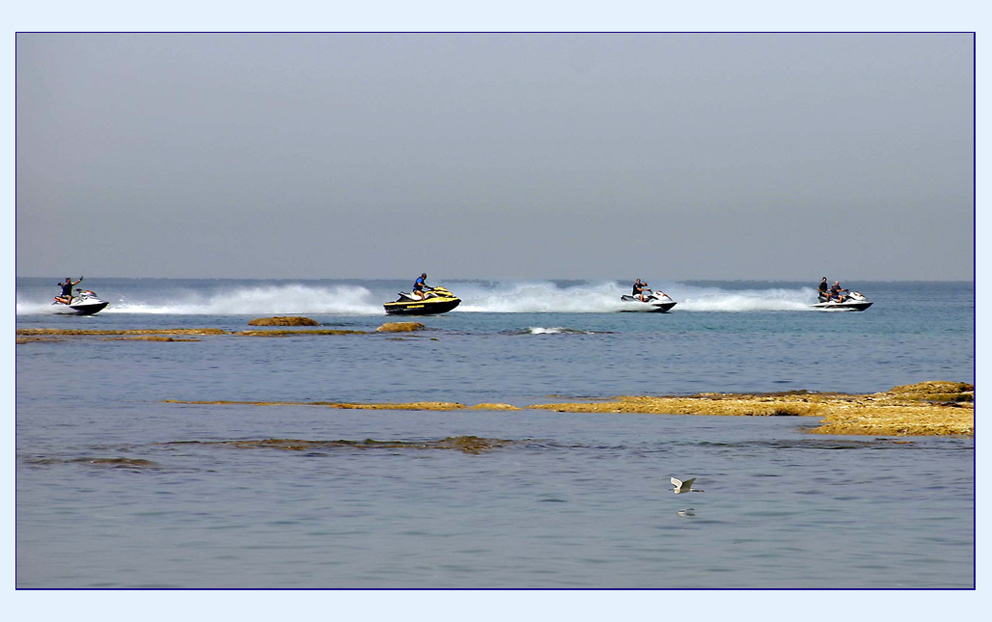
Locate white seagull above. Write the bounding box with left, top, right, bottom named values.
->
left=671, top=477, right=704, bottom=494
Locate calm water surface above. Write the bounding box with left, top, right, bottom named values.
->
left=15, top=279, right=974, bottom=588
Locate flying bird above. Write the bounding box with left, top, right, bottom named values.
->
left=671, top=476, right=703, bottom=494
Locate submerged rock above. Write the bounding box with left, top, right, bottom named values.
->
left=173, top=435, right=515, bottom=454
left=236, top=329, right=365, bottom=337
left=164, top=399, right=465, bottom=410
left=248, top=316, right=319, bottom=326
left=16, top=336, right=66, bottom=344
left=376, top=322, right=426, bottom=333
left=103, top=336, right=200, bottom=342
left=16, top=328, right=227, bottom=336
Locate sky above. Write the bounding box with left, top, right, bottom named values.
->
left=14, top=32, right=975, bottom=281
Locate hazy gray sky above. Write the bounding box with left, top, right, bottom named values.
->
left=15, top=33, right=974, bottom=280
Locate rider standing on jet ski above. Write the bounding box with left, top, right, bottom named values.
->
left=413, top=273, right=429, bottom=300
left=56, top=276, right=83, bottom=304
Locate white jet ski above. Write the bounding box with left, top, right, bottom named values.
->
left=52, top=289, right=109, bottom=315
left=812, top=290, right=872, bottom=312
left=619, top=289, right=677, bottom=312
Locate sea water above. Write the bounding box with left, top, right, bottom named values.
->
left=14, top=279, right=974, bottom=588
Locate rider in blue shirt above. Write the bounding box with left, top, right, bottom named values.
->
left=829, top=281, right=848, bottom=302
left=413, top=273, right=428, bottom=299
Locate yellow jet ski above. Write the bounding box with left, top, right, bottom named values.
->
left=384, top=286, right=461, bottom=315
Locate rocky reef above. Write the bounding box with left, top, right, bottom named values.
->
left=248, top=316, right=320, bottom=326
left=163, top=382, right=972, bottom=437
left=167, top=435, right=516, bottom=455
left=529, top=382, right=973, bottom=437
left=15, top=327, right=365, bottom=341
left=165, top=399, right=468, bottom=410
left=16, top=328, right=228, bottom=343
left=103, top=336, right=201, bottom=342
left=376, top=322, right=427, bottom=332
left=236, top=329, right=366, bottom=337
left=468, top=403, right=522, bottom=411
left=17, top=324, right=434, bottom=341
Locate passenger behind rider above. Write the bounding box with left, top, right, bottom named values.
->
left=818, top=277, right=829, bottom=300
left=413, top=273, right=429, bottom=300
left=57, top=276, right=83, bottom=304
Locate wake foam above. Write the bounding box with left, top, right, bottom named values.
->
left=121, top=284, right=382, bottom=315
left=16, top=280, right=821, bottom=315
left=454, top=281, right=817, bottom=313
left=520, top=327, right=602, bottom=335
left=15, top=299, right=66, bottom=315
left=673, top=286, right=817, bottom=312
left=455, top=281, right=628, bottom=313
left=17, top=284, right=383, bottom=316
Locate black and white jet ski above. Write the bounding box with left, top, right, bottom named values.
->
left=812, top=290, right=872, bottom=312
left=52, top=289, right=109, bottom=315
left=384, top=286, right=461, bottom=315
left=619, top=289, right=677, bottom=312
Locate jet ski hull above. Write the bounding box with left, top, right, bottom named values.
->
left=384, top=298, right=460, bottom=315
left=69, top=301, right=109, bottom=315
left=813, top=291, right=872, bottom=311
left=811, top=301, right=872, bottom=312
left=385, top=285, right=460, bottom=315
left=53, top=291, right=109, bottom=315
left=619, top=294, right=676, bottom=312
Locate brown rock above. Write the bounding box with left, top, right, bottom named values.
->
left=248, top=316, right=320, bottom=326
left=376, top=322, right=426, bottom=333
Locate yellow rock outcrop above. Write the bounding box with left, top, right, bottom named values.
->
left=376, top=322, right=427, bottom=333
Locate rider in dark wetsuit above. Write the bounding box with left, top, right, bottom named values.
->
left=632, top=279, right=649, bottom=301
left=57, top=276, right=83, bottom=304
left=818, top=277, right=829, bottom=300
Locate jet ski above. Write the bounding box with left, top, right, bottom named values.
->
left=619, top=289, right=677, bottom=312
left=52, top=289, right=109, bottom=315
left=812, top=290, right=873, bottom=311
left=384, top=286, right=461, bottom=315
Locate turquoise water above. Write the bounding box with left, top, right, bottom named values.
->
left=15, top=279, right=974, bottom=588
